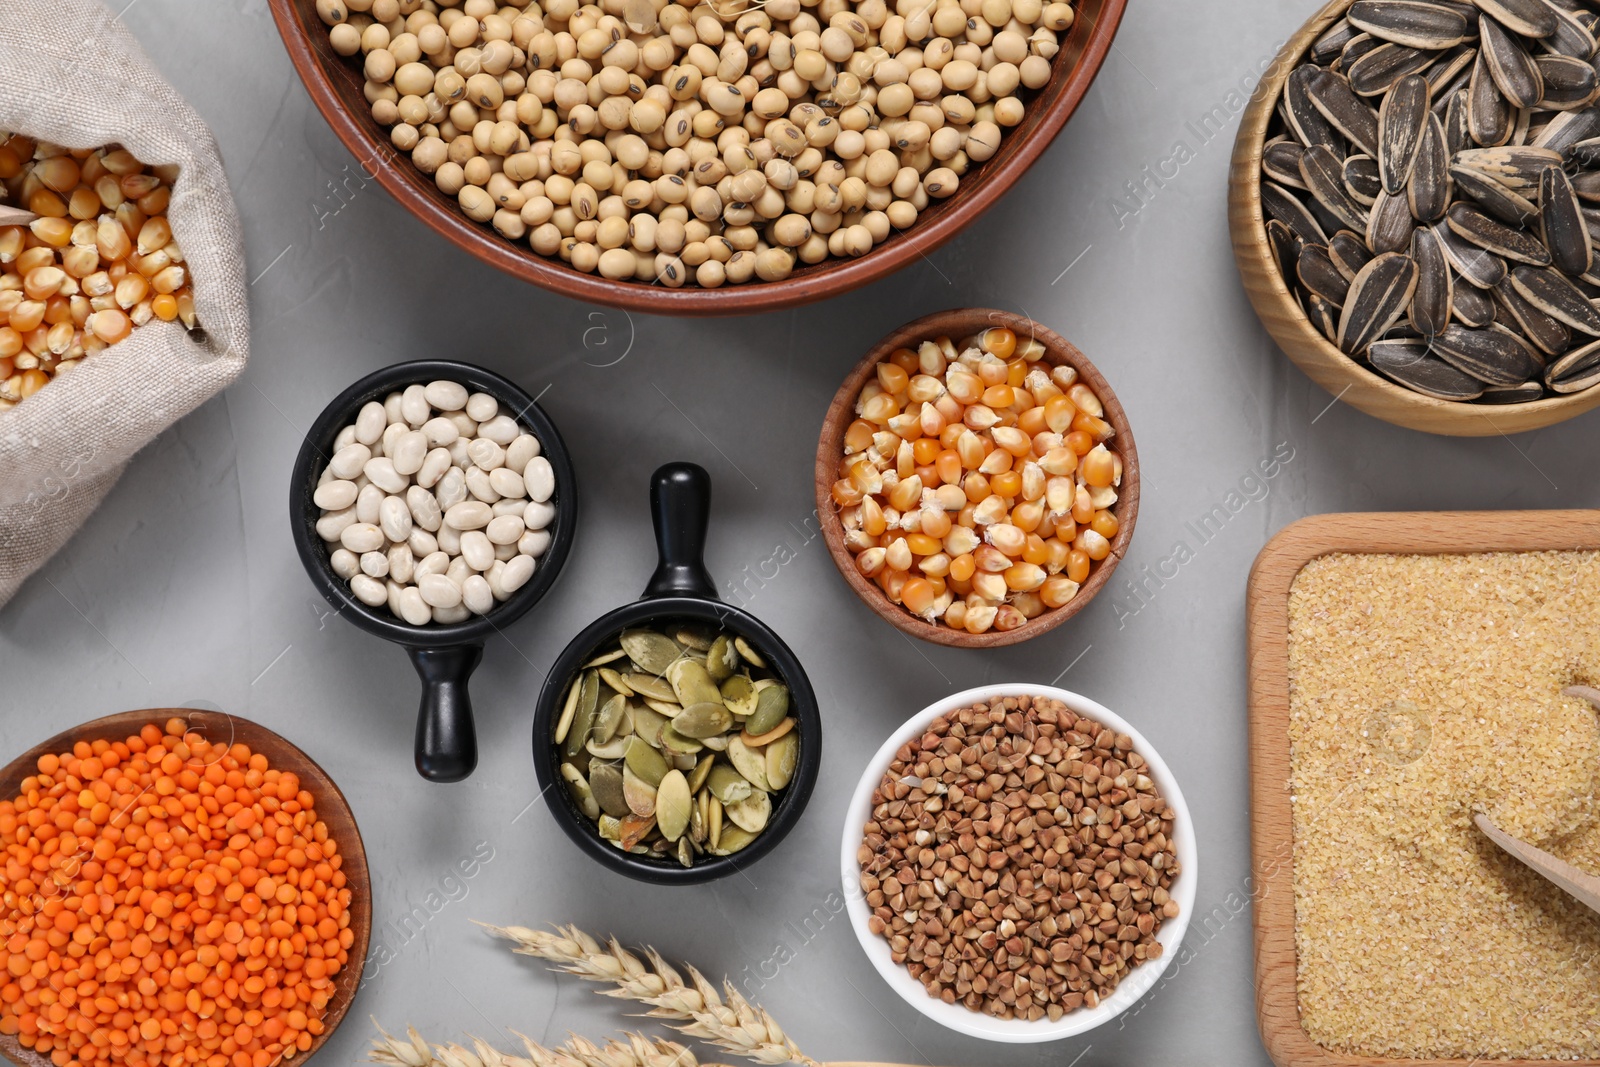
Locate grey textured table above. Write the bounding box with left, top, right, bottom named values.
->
left=6, top=1, right=1599, bottom=1064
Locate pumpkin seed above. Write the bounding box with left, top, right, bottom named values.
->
left=620, top=629, right=684, bottom=675
left=720, top=673, right=759, bottom=716
left=623, top=672, right=678, bottom=701
left=708, top=763, right=754, bottom=803
left=666, top=658, right=723, bottom=706
left=625, top=735, right=668, bottom=787
left=734, top=636, right=766, bottom=667
left=655, top=770, right=692, bottom=841
left=726, top=736, right=772, bottom=792
left=553, top=674, right=581, bottom=746
left=765, top=732, right=800, bottom=790
left=659, top=722, right=706, bottom=754
left=591, top=692, right=627, bottom=745
left=599, top=667, right=635, bottom=697
left=745, top=683, right=791, bottom=736
left=589, top=761, right=629, bottom=818
left=619, top=813, right=656, bottom=851
left=688, top=753, right=715, bottom=794
left=725, top=790, right=771, bottom=833
left=581, top=648, right=628, bottom=668
left=642, top=697, right=681, bottom=716
left=631, top=704, right=669, bottom=747
left=622, top=762, right=657, bottom=816
left=673, top=701, right=734, bottom=738
left=563, top=671, right=601, bottom=759
left=598, top=814, right=622, bottom=842
left=709, top=825, right=755, bottom=856
left=560, top=762, right=601, bottom=821
left=587, top=736, right=629, bottom=760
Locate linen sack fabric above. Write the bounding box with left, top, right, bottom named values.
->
left=0, top=0, right=249, bottom=606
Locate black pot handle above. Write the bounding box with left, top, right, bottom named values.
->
left=407, top=645, right=483, bottom=782
left=643, top=462, right=718, bottom=600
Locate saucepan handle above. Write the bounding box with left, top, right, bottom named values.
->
left=643, top=462, right=719, bottom=601
left=407, top=645, right=483, bottom=782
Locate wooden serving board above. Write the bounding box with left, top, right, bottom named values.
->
left=1246, top=511, right=1600, bottom=1067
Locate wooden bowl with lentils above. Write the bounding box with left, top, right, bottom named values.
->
left=840, top=684, right=1196, bottom=1042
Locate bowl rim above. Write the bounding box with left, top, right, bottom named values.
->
left=289, top=357, right=578, bottom=649
left=266, top=0, right=1128, bottom=315
left=838, top=683, right=1197, bottom=1043
left=813, top=308, right=1139, bottom=648
left=1227, top=0, right=1600, bottom=433
left=0, top=708, right=372, bottom=1067
left=530, top=596, right=823, bottom=885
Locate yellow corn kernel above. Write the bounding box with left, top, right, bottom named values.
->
left=859, top=494, right=887, bottom=536
left=1011, top=499, right=1044, bottom=533
left=900, top=577, right=936, bottom=616
left=972, top=495, right=1007, bottom=525
left=843, top=418, right=875, bottom=454
left=917, top=551, right=952, bottom=578
left=1022, top=534, right=1050, bottom=566
left=60, top=246, right=98, bottom=280
left=918, top=401, right=946, bottom=437
left=978, top=446, right=1012, bottom=476
left=176, top=290, right=196, bottom=328
left=29, top=218, right=72, bottom=247
left=981, top=383, right=1014, bottom=409
left=67, top=187, right=101, bottom=221
left=994, top=605, right=1026, bottom=631
left=884, top=537, right=912, bottom=572
left=97, top=217, right=131, bottom=260
left=990, top=470, right=1022, bottom=498
left=831, top=478, right=863, bottom=506
left=947, top=551, right=976, bottom=582
left=137, top=217, right=172, bottom=256
left=1013, top=592, right=1045, bottom=619
left=1044, top=394, right=1077, bottom=434
left=1072, top=485, right=1094, bottom=524
left=986, top=523, right=1026, bottom=556
left=972, top=571, right=1007, bottom=601
left=905, top=532, right=941, bottom=556
left=942, top=599, right=967, bottom=630
left=1003, top=563, right=1045, bottom=592
left=955, top=429, right=985, bottom=469
left=963, top=472, right=990, bottom=503
left=861, top=391, right=899, bottom=423
left=1044, top=537, right=1071, bottom=574
left=1091, top=510, right=1119, bottom=539
left=989, top=425, right=1030, bottom=457
left=1019, top=461, right=1045, bottom=501
left=88, top=308, right=131, bottom=343
left=1039, top=447, right=1076, bottom=476
left=856, top=546, right=887, bottom=577
left=962, top=403, right=1000, bottom=431
left=907, top=374, right=943, bottom=404
left=1068, top=383, right=1102, bottom=418
left=920, top=506, right=952, bottom=537
left=877, top=361, right=909, bottom=394
left=946, top=368, right=982, bottom=404
left=1075, top=528, right=1111, bottom=561
left=151, top=292, right=179, bottom=322
left=878, top=567, right=908, bottom=601
left=887, top=474, right=923, bottom=512
left=1040, top=575, right=1080, bottom=609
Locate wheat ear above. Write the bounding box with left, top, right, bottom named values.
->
left=369, top=1021, right=716, bottom=1067
left=474, top=923, right=817, bottom=1067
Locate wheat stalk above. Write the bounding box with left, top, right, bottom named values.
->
left=369, top=1021, right=718, bottom=1067
left=475, top=923, right=817, bottom=1067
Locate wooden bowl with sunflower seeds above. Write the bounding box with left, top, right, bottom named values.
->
left=1229, top=0, right=1600, bottom=435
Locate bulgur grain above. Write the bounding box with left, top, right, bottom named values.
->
left=1287, top=551, right=1600, bottom=1059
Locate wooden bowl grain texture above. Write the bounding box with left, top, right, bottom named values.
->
left=1246, top=510, right=1600, bottom=1067
left=0, top=710, right=372, bottom=1067
left=1227, top=0, right=1600, bottom=436
left=268, top=0, right=1126, bottom=315
left=814, top=308, right=1138, bottom=648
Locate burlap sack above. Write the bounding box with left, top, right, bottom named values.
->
left=0, top=0, right=249, bottom=606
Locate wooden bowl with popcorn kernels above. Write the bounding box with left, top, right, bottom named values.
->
left=266, top=0, right=1127, bottom=315
left=815, top=308, right=1139, bottom=649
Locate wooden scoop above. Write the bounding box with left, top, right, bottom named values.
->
left=1473, top=684, right=1600, bottom=917
left=0, top=204, right=36, bottom=226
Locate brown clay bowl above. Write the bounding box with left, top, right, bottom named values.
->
left=0, top=709, right=371, bottom=1067
left=815, top=308, right=1138, bottom=648
left=267, top=0, right=1126, bottom=315
left=1228, top=0, right=1600, bottom=436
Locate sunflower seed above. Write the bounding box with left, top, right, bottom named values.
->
left=1345, top=153, right=1384, bottom=202
left=1447, top=200, right=1554, bottom=262
left=1370, top=338, right=1488, bottom=396
left=1510, top=263, right=1600, bottom=332
left=1411, top=227, right=1455, bottom=333
left=1474, top=0, right=1558, bottom=38
left=1533, top=109, right=1600, bottom=155
left=1479, top=14, right=1544, bottom=108
left=1449, top=162, right=1538, bottom=223
left=1544, top=3, right=1598, bottom=58
left=1301, top=145, right=1371, bottom=229
left=1337, top=32, right=1384, bottom=76
left=1350, top=0, right=1475, bottom=48
left=1287, top=64, right=1342, bottom=148
left=1332, top=229, right=1378, bottom=278
left=1454, top=145, right=1563, bottom=187
left=1263, top=140, right=1308, bottom=190
left=1370, top=187, right=1419, bottom=251
left=1453, top=278, right=1498, bottom=322
left=1268, top=217, right=1300, bottom=280
left=1537, top=56, right=1598, bottom=113
left=1351, top=42, right=1440, bottom=97
left=1494, top=275, right=1572, bottom=351
left=1476, top=380, right=1546, bottom=400
left=1572, top=169, right=1600, bottom=202
left=1314, top=18, right=1360, bottom=63
left=1310, top=69, right=1382, bottom=154
left=1380, top=74, right=1433, bottom=192
left=1433, top=217, right=1509, bottom=283
left=1444, top=87, right=1473, bottom=152
left=1546, top=337, right=1600, bottom=389
left=1264, top=181, right=1329, bottom=244
left=1469, top=46, right=1513, bottom=145
left=1410, top=112, right=1454, bottom=218
left=1538, top=165, right=1594, bottom=275
left=1339, top=251, right=1421, bottom=352
left=1432, top=321, right=1544, bottom=380
left=1425, top=44, right=1480, bottom=96
left=1307, top=292, right=1342, bottom=341
left=1567, top=134, right=1600, bottom=167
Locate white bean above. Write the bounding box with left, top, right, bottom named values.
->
left=487, top=514, right=525, bottom=545
left=380, top=420, right=407, bottom=459
left=333, top=424, right=357, bottom=451
left=330, top=547, right=360, bottom=579
left=397, top=586, right=433, bottom=625
left=408, top=528, right=438, bottom=557
left=448, top=412, right=477, bottom=439
left=435, top=467, right=467, bottom=509
left=401, top=383, right=431, bottom=426
left=426, top=380, right=470, bottom=411
left=505, top=433, right=541, bottom=470
left=492, top=498, right=525, bottom=517
left=494, top=539, right=517, bottom=561
left=316, top=506, right=357, bottom=542
left=523, top=499, right=555, bottom=530
left=416, top=550, right=450, bottom=578
left=524, top=456, right=555, bottom=502
left=446, top=555, right=473, bottom=586
left=468, top=438, right=505, bottom=471
left=434, top=604, right=471, bottom=624
left=489, top=467, right=525, bottom=498
left=519, top=528, right=553, bottom=557
left=328, top=443, right=370, bottom=479
left=341, top=522, right=385, bottom=553
left=360, top=550, right=390, bottom=578
left=419, top=573, right=463, bottom=608
left=407, top=485, right=443, bottom=531
left=380, top=495, right=414, bottom=542
left=465, top=392, right=498, bottom=421
left=487, top=559, right=509, bottom=601
left=437, top=523, right=462, bottom=555
left=365, top=457, right=409, bottom=494
left=447, top=437, right=472, bottom=468
left=477, top=414, right=519, bottom=445
left=465, top=466, right=500, bottom=504
left=445, top=500, right=492, bottom=529
left=355, top=401, right=387, bottom=445
left=314, top=479, right=358, bottom=510
left=383, top=391, right=404, bottom=424
left=416, top=447, right=452, bottom=489
left=388, top=542, right=416, bottom=584
left=462, top=574, right=494, bottom=614
left=391, top=430, right=428, bottom=476
left=351, top=574, right=388, bottom=607
left=356, top=483, right=384, bottom=524
left=460, top=530, right=495, bottom=570
left=501, top=553, right=536, bottom=593
left=421, top=416, right=459, bottom=446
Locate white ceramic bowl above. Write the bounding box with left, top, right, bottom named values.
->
left=839, top=683, right=1198, bottom=1043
